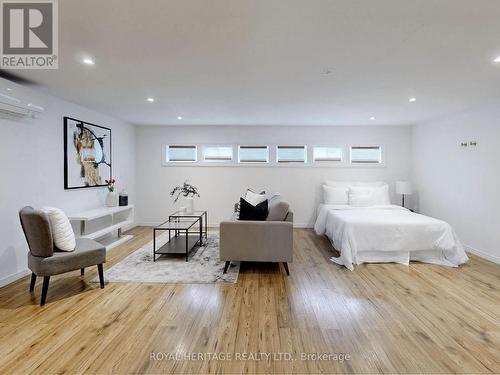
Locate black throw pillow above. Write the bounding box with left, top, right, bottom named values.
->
left=238, top=198, right=268, bottom=221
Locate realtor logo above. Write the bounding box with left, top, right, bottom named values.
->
left=1, top=0, right=58, bottom=69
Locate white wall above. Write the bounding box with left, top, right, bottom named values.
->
left=135, top=125, right=412, bottom=227
left=0, top=80, right=136, bottom=286
left=412, top=106, right=500, bottom=264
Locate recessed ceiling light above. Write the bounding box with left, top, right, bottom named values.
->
left=82, top=58, right=95, bottom=65
left=494, top=56, right=500, bottom=63
left=177, top=116, right=183, bottom=120
left=369, top=116, right=375, bottom=121
left=409, top=97, right=417, bottom=102
left=147, top=97, right=155, bottom=102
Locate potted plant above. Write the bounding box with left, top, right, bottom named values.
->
left=105, top=178, right=118, bottom=207
left=170, top=180, right=200, bottom=213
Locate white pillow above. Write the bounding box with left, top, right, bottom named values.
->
left=41, top=207, right=76, bottom=252
left=349, top=193, right=373, bottom=207
left=245, top=190, right=267, bottom=206
left=348, top=185, right=391, bottom=206
left=323, top=185, right=349, bottom=204
left=371, top=184, right=391, bottom=205
left=267, top=192, right=281, bottom=205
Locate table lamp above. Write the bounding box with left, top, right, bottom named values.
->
left=396, top=181, right=412, bottom=208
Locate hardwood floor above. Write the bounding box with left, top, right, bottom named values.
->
left=1, top=227, right=499, bottom=374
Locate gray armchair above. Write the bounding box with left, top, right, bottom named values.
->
left=220, top=209, right=293, bottom=275
left=19, top=206, right=106, bottom=306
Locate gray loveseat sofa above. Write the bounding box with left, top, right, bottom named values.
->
left=219, top=201, right=293, bottom=275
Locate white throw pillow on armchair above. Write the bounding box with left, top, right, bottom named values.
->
left=41, top=206, right=76, bottom=252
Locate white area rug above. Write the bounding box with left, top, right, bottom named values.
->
left=91, top=233, right=239, bottom=284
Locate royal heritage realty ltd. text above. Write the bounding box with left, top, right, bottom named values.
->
left=149, top=352, right=352, bottom=362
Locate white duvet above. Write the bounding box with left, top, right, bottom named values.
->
left=314, top=204, right=469, bottom=270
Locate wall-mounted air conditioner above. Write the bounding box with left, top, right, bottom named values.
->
left=0, top=80, right=45, bottom=118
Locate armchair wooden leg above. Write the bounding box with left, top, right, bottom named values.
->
left=29, top=273, right=36, bottom=292
left=223, top=261, right=231, bottom=274
left=81, top=268, right=85, bottom=276
left=97, top=264, right=105, bottom=289
left=40, top=276, right=50, bottom=306
left=282, top=262, right=290, bottom=276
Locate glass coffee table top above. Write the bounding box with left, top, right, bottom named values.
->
left=154, top=218, right=199, bottom=230
left=170, top=210, right=207, bottom=217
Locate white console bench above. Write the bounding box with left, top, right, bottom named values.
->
left=68, top=205, right=134, bottom=250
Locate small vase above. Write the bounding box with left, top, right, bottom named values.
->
left=106, top=191, right=118, bottom=207
left=185, top=197, right=194, bottom=213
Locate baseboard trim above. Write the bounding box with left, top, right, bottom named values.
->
left=294, top=223, right=314, bottom=229
left=136, top=221, right=314, bottom=229
left=123, top=222, right=136, bottom=232
left=464, top=244, right=500, bottom=265
left=0, top=268, right=31, bottom=288
left=135, top=221, right=164, bottom=227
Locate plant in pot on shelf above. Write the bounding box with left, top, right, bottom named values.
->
left=170, top=180, right=200, bottom=214
left=105, top=178, right=118, bottom=207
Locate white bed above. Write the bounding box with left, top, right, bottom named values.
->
left=314, top=202, right=469, bottom=271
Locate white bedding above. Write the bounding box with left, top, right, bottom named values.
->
left=314, top=204, right=469, bottom=270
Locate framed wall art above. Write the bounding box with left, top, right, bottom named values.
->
left=64, top=117, right=112, bottom=189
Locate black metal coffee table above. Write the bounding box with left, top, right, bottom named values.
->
left=169, top=210, right=208, bottom=244
left=153, top=218, right=202, bottom=262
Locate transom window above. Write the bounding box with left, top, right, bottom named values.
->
left=166, top=145, right=197, bottom=162
left=313, top=146, right=343, bottom=162
left=163, top=144, right=385, bottom=167
left=350, top=146, right=382, bottom=164
left=203, top=146, right=233, bottom=162
left=238, top=146, right=269, bottom=163
left=276, top=146, right=307, bottom=163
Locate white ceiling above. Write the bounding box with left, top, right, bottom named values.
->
left=11, top=0, right=500, bottom=126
